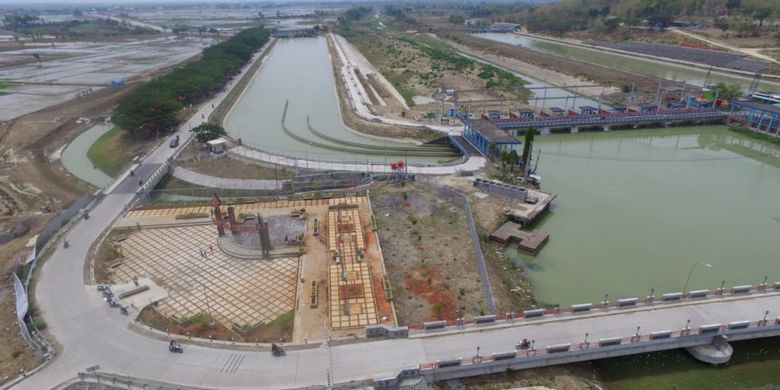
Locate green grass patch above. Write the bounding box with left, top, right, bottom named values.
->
left=0, top=80, right=15, bottom=90
left=175, top=212, right=209, bottom=220
left=188, top=313, right=208, bottom=326
left=86, top=127, right=124, bottom=176
left=728, top=126, right=780, bottom=147
left=381, top=69, right=416, bottom=107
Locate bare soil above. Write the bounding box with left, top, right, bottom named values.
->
left=693, top=27, right=780, bottom=49
left=137, top=306, right=293, bottom=343
left=370, top=182, right=488, bottom=323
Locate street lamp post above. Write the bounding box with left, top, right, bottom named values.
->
left=682, top=262, right=712, bottom=297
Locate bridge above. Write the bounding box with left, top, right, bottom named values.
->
left=489, top=108, right=727, bottom=133
left=9, top=44, right=780, bottom=390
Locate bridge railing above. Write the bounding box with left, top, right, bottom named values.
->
left=416, top=317, right=780, bottom=379
left=405, top=281, right=780, bottom=333
left=487, top=108, right=726, bottom=129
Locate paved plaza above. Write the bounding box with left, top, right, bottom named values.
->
left=327, top=205, right=379, bottom=329
left=114, top=225, right=298, bottom=329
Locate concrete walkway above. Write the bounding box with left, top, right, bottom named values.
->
left=228, top=144, right=487, bottom=175
left=172, top=166, right=284, bottom=190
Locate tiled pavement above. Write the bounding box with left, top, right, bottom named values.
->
left=326, top=201, right=378, bottom=330
left=126, top=196, right=367, bottom=219
left=114, top=225, right=298, bottom=328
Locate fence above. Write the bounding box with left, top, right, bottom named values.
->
left=403, top=280, right=780, bottom=333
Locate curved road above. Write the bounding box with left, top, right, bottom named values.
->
left=16, top=39, right=780, bottom=390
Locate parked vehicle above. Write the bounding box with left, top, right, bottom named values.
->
left=169, top=341, right=183, bottom=353
left=271, top=343, right=286, bottom=357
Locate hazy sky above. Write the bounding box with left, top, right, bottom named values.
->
left=0, top=0, right=353, bottom=5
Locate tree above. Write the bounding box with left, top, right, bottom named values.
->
left=713, top=82, right=742, bottom=102
left=775, top=31, right=780, bottom=44
left=714, top=17, right=729, bottom=31
left=499, top=149, right=510, bottom=171
left=752, top=7, right=772, bottom=27
left=508, top=149, right=520, bottom=171
left=726, top=0, right=742, bottom=13
left=521, top=127, right=535, bottom=168
left=192, top=123, right=227, bottom=143
left=448, top=15, right=465, bottom=25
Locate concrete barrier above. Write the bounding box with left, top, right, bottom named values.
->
left=699, top=324, right=722, bottom=334
left=662, top=292, right=683, bottom=302
left=492, top=351, right=518, bottom=361
left=474, top=315, right=496, bottom=324
left=547, top=343, right=571, bottom=353
left=571, top=303, right=592, bottom=313
left=617, top=298, right=638, bottom=307
left=365, top=324, right=409, bottom=339
left=117, top=285, right=149, bottom=299
left=650, top=330, right=672, bottom=340
left=728, top=321, right=750, bottom=330
left=688, top=289, right=708, bottom=299
left=523, top=309, right=545, bottom=318
left=598, top=337, right=623, bottom=347
left=436, top=359, right=462, bottom=368
left=424, top=321, right=447, bottom=330
left=731, top=285, right=751, bottom=294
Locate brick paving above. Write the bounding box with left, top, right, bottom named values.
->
left=327, top=204, right=378, bottom=329
left=114, top=225, right=298, bottom=328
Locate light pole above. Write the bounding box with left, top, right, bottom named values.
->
left=683, top=262, right=712, bottom=297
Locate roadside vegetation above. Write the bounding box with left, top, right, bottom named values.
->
left=2, top=14, right=159, bottom=40
left=113, top=26, right=270, bottom=138
left=86, top=127, right=155, bottom=176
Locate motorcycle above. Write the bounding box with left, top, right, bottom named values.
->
left=169, top=341, right=183, bottom=353
left=271, top=343, right=286, bottom=357
left=63, top=240, right=69, bottom=249
left=516, top=339, right=531, bottom=350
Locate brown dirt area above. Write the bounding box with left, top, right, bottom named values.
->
left=180, top=157, right=296, bottom=181
left=370, top=182, right=490, bottom=323
left=326, top=38, right=442, bottom=143
left=137, top=306, right=293, bottom=343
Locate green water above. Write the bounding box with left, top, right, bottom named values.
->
left=508, top=126, right=780, bottom=306
left=590, top=336, right=780, bottom=389
left=224, top=37, right=442, bottom=164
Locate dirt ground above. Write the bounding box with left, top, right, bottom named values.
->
left=370, top=182, right=490, bottom=323
left=692, top=27, right=780, bottom=49
left=137, top=306, right=293, bottom=343
left=180, top=157, right=296, bottom=181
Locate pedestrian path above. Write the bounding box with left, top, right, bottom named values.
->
left=172, top=167, right=283, bottom=190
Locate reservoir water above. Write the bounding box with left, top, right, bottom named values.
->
left=224, top=37, right=451, bottom=164
left=475, top=33, right=780, bottom=90
left=510, top=126, right=780, bottom=306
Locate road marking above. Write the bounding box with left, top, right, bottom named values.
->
left=220, top=353, right=245, bottom=374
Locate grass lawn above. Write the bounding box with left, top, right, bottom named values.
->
left=591, top=336, right=780, bottom=390
left=87, top=127, right=155, bottom=176
left=728, top=126, right=780, bottom=147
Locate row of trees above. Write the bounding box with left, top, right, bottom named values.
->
left=113, top=26, right=270, bottom=137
